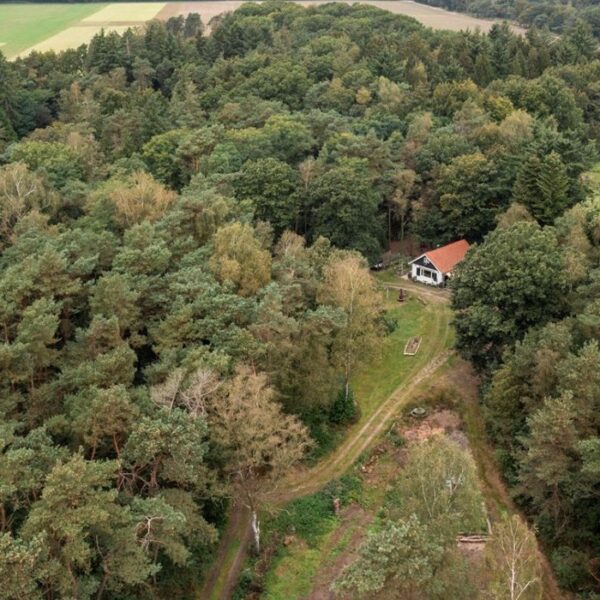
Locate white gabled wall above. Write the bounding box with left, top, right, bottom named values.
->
left=411, top=263, right=442, bottom=285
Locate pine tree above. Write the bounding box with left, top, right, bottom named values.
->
left=563, top=19, right=597, bottom=64
left=474, top=52, right=494, bottom=86
left=513, top=152, right=569, bottom=225
left=536, top=152, right=570, bottom=224
left=513, top=155, right=542, bottom=213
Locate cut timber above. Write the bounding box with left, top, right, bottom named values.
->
left=404, top=336, right=422, bottom=356
left=457, top=534, right=490, bottom=544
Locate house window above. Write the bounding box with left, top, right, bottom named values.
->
left=416, top=267, right=437, bottom=282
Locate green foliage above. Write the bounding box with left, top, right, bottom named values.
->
left=9, top=141, right=85, bottom=189
left=333, top=513, right=475, bottom=599
left=452, top=222, right=568, bottom=370
left=1, top=1, right=600, bottom=595
left=513, top=151, right=570, bottom=224
left=334, top=436, right=483, bottom=598
left=268, top=474, right=360, bottom=549
left=236, top=157, right=299, bottom=234
left=387, top=435, right=487, bottom=536
left=475, top=195, right=600, bottom=592
left=270, top=493, right=335, bottom=548
left=387, top=426, right=406, bottom=448
left=329, top=385, right=359, bottom=425
left=379, top=311, right=399, bottom=334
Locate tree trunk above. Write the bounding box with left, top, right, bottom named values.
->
left=96, top=571, right=109, bottom=600
left=251, top=510, right=261, bottom=555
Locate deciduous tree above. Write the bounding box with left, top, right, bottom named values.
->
left=207, top=366, right=312, bottom=552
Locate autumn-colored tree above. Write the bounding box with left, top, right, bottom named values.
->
left=209, top=221, right=272, bottom=296
left=206, top=366, right=312, bottom=552
left=319, top=254, right=383, bottom=402
left=106, top=171, right=177, bottom=227
left=0, top=163, right=52, bottom=247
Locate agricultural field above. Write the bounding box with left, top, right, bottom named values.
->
left=0, top=3, right=105, bottom=57
left=0, top=2, right=166, bottom=58
left=0, top=0, right=525, bottom=59
left=162, top=0, right=525, bottom=33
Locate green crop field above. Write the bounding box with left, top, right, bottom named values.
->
left=0, top=3, right=108, bottom=58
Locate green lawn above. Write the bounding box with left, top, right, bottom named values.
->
left=353, top=297, right=426, bottom=414
left=0, top=3, right=106, bottom=58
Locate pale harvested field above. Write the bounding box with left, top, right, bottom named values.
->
left=161, top=0, right=526, bottom=34
left=10, top=0, right=525, bottom=58
left=81, top=2, right=166, bottom=23
left=17, top=25, right=133, bottom=57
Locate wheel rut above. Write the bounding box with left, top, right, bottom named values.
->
left=200, top=286, right=452, bottom=600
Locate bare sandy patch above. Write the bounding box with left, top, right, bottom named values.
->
left=401, top=408, right=464, bottom=443
left=18, top=25, right=133, bottom=57
left=82, top=2, right=166, bottom=23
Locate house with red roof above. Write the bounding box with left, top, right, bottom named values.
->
left=409, top=239, right=470, bottom=286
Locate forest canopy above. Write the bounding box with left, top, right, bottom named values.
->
left=0, top=1, right=599, bottom=597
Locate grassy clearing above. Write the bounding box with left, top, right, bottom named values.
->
left=254, top=399, right=487, bottom=599
left=233, top=291, right=455, bottom=599
left=353, top=296, right=430, bottom=418
left=0, top=3, right=106, bottom=58
left=252, top=475, right=363, bottom=600
left=306, top=293, right=440, bottom=461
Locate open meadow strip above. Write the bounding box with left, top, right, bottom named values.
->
left=0, top=3, right=107, bottom=58
left=202, top=289, right=454, bottom=599
left=17, top=25, right=134, bottom=57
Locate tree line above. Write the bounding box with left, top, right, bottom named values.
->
left=453, top=204, right=600, bottom=594
left=419, top=0, right=600, bottom=39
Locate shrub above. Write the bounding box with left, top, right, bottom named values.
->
left=551, top=546, right=592, bottom=591
left=330, top=386, right=359, bottom=424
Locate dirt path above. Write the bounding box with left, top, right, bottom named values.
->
left=305, top=504, right=373, bottom=600
left=201, top=283, right=566, bottom=600
left=452, top=361, right=567, bottom=600
left=199, top=504, right=251, bottom=599
left=200, top=284, right=453, bottom=599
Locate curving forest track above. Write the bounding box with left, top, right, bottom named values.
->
left=200, top=283, right=453, bottom=600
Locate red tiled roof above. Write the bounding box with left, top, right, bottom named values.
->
left=420, top=240, right=470, bottom=274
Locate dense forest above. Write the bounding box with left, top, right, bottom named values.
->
left=0, top=1, right=599, bottom=598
